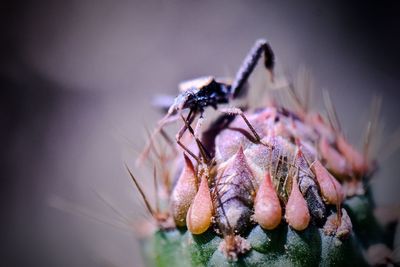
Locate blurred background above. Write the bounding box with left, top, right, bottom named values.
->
left=1, top=0, right=399, bottom=266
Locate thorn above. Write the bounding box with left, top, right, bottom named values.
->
left=125, top=163, right=154, bottom=216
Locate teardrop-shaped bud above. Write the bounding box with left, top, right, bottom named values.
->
left=170, top=154, right=198, bottom=227
left=285, top=175, right=310, bottom=231
left=319, top=137, right=348, bottom=175
left=187, top=175, right=213, bottom=234
left=254, top=173, right=282, bottom=230
left=311, top=160, right=343, bottom=205
left=336, top=135, right=367, bottom=175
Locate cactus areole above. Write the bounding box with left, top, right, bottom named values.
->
left=132, top=40, right=395, bottom=266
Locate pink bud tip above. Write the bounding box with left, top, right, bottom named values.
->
left=254, top=174, right=282, bottom=230
left=311, top=160, right=343, bottom=204
left=319, top=137, right=348, bottom=175
left=171, top=154, right=198, bottom=227
left=336, top=135, right=368, bottom=174
left=285, top=175, right=310, bottom=231
left=186, top=175, right=213, bottom=235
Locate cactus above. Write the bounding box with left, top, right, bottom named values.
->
left=129, top=50, right=396, bottom=266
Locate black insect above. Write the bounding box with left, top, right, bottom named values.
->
left=138, top=39, right=275, bottom=164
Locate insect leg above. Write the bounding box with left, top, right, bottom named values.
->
left=219, top=107, right=273, bottom=149
left=175, top=109, right=195, bottom=141
left=231, top=39, right=275, bottom=99
left=194, top=113, right=205, bottom=139
left=175, top=110, right=202, bottom=163
left=179, top=113, right=212, bottom=163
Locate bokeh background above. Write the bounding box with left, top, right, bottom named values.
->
left=1, top=1, right=400, bottom=266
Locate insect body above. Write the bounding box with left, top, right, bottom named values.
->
left=138, top=39, right=275, bottom=164
left=168, top=76, right=231, bottom=114
left=169, top=39, right=274, bottom=115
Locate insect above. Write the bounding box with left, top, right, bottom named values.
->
left=138, top=39, right=275, bottom=164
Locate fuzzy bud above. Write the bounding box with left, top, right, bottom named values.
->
left=187, top=175, right=213, bottom=234
left=285, top=175, right=310, bottom=231
left=254, top=173, right=282, bottom=230
left=171, top=154, right=198, bottom=227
